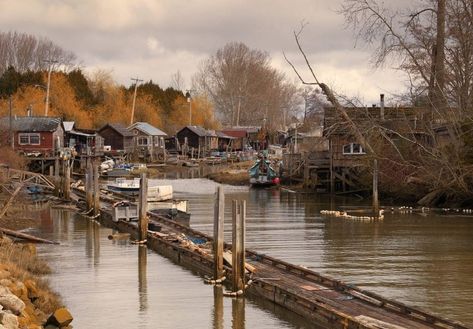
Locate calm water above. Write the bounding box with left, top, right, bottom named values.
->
left=33, top=178, right=473, bottom=327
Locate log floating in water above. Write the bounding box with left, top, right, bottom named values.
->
left=0, top=226, right=59, bottom=244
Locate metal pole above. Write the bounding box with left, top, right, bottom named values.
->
left=213, top=186, right=225, bottom=280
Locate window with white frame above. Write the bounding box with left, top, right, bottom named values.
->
left=18, top=133, right=40, bottom=145
left=137, top=137, right=149, bottom=146
left=342, top=143, right=365, bottom=155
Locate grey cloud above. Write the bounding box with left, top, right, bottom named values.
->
left=0, top=0, right=408, bottom=101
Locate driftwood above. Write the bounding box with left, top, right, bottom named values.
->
left=0, top=226, right=59, bottom=244
left=0, top=183, right=23, bottom=219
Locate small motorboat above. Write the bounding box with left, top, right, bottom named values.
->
left=249, top=154, right=280, bottom=187
left=107, top=177, right=140, bottom=193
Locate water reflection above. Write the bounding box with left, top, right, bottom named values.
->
left=232, top=298, right=245, bottom=329
left=35, top=209, right=308, bottom=328
left=138, top=245, right=148, bottom=313
left=85, top=219, right=100, bottom=265
left=156, top=178, right=473, bottom=326
left=212, top=286, right=224, bottom=329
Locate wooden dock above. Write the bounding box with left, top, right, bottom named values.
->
left=73, top=187, right=469, bottom=329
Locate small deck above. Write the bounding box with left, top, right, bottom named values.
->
left=73, top=188, right=469, bottom=329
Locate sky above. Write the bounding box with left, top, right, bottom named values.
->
left=0, top=0, right=408, bottom=105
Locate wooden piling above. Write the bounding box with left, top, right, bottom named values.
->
left=329, top=140, right=334, bottom=193
left=49, top=165, right=53, bottom=177
left=213, top=186, right=225, bottom=280
left=93, top=160, right=100, bottom=216
left=138, top=173, right=148, bottom=242
left=232, top=199, right=246, bottom=292
left=372, top=159, right=379, bottom=215
left=86, top=160, right=93, bottom=210
left=303, top=153, right=309, bottom=188
left=63, top=159, right=71, bottom=200
left=213, top=286, right=224, bottom=329
left=54, top=157, right=59, bottom=177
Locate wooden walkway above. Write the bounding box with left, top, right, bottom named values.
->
left=73, top=187, right=469, bottom=329
left=1, top=168, right=55, bottom=190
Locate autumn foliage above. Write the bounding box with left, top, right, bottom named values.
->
left=0, top=68, right=218, bottom=134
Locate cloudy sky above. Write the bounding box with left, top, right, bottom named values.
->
left=1, top=0, right=407, bottom=104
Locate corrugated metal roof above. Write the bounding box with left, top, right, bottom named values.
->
left=0, top=116, right=62, bottom=132
left=128, top=122, right=167, bottom=136
left=99, top=123, right=134, bottom=137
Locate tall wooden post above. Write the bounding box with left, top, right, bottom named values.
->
left=86, top=160, right=93, bottom=210
left=138, top=173, right=149, bottom=242
left=93, top=160, right=100, bottom=216
left=329, top=139, right=334, bottom=193
left=213, top=186, right=225, bottom=280
left=232, top=199, right=246, bottom=292
left=54, top=157, right=60, bottom=177
left=63, top=159, right=71, bottom=200
left=303, top=153, right=310, bottom=188
left=49, top=165, right=53, bottom=177
left=372, top=159, right=379, bottom=215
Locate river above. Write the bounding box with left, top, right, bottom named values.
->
left=33, top=178, right=473, bottom=328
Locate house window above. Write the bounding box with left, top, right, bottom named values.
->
left=18, top=133, right=40, bottom=145
left=137, top=137, right=149, bottom=146
left=342, top=143, right=365, bottom=155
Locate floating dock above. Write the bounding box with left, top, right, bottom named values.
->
left=73, top=187, right=469, bottom=329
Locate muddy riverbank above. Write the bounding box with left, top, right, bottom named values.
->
left=0, top=234, right=72, bottom=329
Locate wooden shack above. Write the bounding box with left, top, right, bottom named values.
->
left=64, top=121, right=104, bottom=156
left=128, top=122, right=167, bottom=161
left=176, top=126, right=217, bottom=155
left=98, top=123, right=134, bottom=154
left=0, top=116, right=63, bottom=156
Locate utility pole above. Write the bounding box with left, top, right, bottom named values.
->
left=186, top=90, right=192, bottom=126
left=236, top=95, right=242, bottom=127
left=130, top=77, right=143, bottom=125
left=44, top=59, right=57, bottom=116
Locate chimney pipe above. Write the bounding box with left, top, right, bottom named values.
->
left=380, top=94, right=385, bottom=120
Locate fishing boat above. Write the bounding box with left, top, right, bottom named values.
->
left=106, top=178, right=173, bottom=202
left=249, top=154, right=280, bottom=187
left=107, top=177, right=141, bottom=193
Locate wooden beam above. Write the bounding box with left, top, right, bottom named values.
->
left=213, top=186, right=225, bottom=280
left=0, top=183, right=23, bottom=219
left=138, top=173, right=148, bottom=242
left=0, top=226, right=59, bottom=244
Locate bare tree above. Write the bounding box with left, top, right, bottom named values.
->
left=194, top=42, right=299, bottom=129
left=0, top=31, right=76, bottom=74
left=170, top=70, right=185, bottom=91
left=286, top=1, right=473, bottom=204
